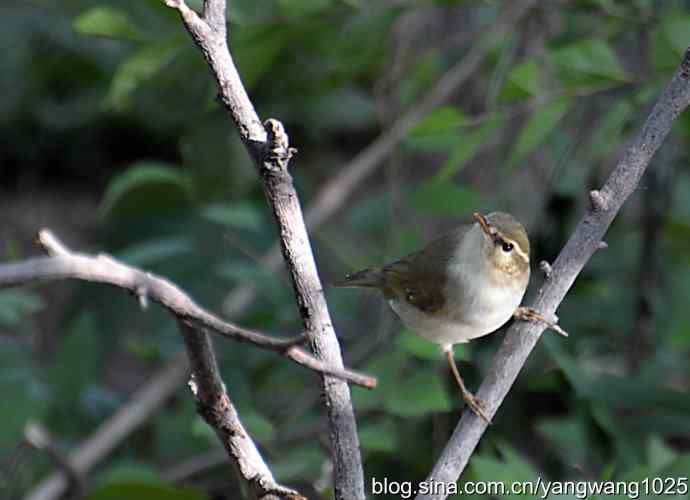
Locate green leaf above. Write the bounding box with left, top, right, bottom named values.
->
left=536, top=416, right=589, bottom=466
left=471, top=443, right=541, bottom=499
left=397, top=329, right=443, bottom=361
left=650, top=13, right=687, bottom=72
left=0, top=345, right=50, bottom=448
left=589, top=99, right=635, bottom=159
left=661, top=15, right=690, bottom=56
left=201, top=202, right=265, bottom=231
left=233, top=26, right=288, bottom=89
left=272, top=445, right=324, bottom=481
left=662, top=453, right=690, bottom=478
left=277, top=0, right=334, bottom=18
left=228, top=0, right=278, bottom=25
left=400, top=52, right=442, bottom=106
left=353, top=349, right=408, bottom=412
left=548, top=38, right=629, bottom=88
left=359, top=420, right=397, bottom=453
left=94, top=463, right=162, bottom=486
left=88, top=483, right=206, bottom=500
left=406, top=107, right=467, bottom=151
left=73, top=6, right=141, bottom=41
left=408, top=181, right=483, bottom=216
left=47, top=314, right=100, bottom=406
left=105, top=41, right=181, bottom=110
left=397, top=329, right=468, bottom=362
left=115, top=237, right=195, bottom=266
left=306, top=88, right=377, bottom=132
left=646, top=435, right=677, bottom=472
left=499, top=60, right=541, bottom=102
left=0, top=290, right=44, bottom=327
left=101, top=162, right=193, bottom=218
left=433, top=116, right=503, bottom=183
left=384, top=370, right=451, bottom=417
left=409, top=107, right=467, bottom=138
left=241, top=410, right=275, bottom=442
left=506, top=98, right=572, bottom=170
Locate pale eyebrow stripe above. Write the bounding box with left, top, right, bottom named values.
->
left=510, top=239, right=529, bottom=262
left=499, top=234, right=529, bottom=263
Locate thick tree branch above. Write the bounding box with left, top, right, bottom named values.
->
left=416, top=48, right=690, bottom=500
left=0, top=231, right=375, bottom=388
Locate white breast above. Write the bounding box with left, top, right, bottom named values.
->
left=389, top=225, right=528, bottom=347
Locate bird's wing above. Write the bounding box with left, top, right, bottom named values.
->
left=382, top=226, right=468, bottom=314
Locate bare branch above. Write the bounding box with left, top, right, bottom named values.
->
left=178, top=322, right=303, bottom=500
left=164, top=0, right=377, bottom=496
left=416, top=48, right=690, bottom=500
left=0, top=231, right=375, bottom=388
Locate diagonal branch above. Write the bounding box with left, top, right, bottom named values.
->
left=0, top=230, right=375, bottom=388
left=178, top=322, right=304, bottom=500
left=415, top=47, right=690, bottom=500
left=16, top=232, right=312, bottom=499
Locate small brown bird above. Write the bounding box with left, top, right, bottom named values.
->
left=337, top=212, right=566, bottom=422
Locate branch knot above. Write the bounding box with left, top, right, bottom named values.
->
left=589, top=189, right=610, bottom=212
left=264, top=119, right=297, bottom=172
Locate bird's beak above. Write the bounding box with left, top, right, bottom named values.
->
left=473, top=212, right=495, bottom=241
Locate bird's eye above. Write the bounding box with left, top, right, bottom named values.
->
left=502, top=241, right=514, bottom=253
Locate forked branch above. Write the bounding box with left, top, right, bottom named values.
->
left=0, top=230, right=376, bottom=388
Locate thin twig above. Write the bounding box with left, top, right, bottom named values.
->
left=0, top=231, right=375, bottom=388
left=415, top=47, right=690, bottom=500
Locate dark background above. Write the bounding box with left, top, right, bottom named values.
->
left=1, top=0, right=690, bottom=498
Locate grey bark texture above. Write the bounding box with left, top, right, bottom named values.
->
left=163, top=0, right=366, bottom=496
left=416, top=47, right=690, bottom=500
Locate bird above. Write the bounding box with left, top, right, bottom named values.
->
left=335, top=211, right=566, bottom=423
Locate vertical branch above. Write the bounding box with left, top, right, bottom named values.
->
left=164, top=1, right=365, bottom=496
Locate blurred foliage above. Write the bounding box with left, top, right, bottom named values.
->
left=2, top=0, right=690, bottom=498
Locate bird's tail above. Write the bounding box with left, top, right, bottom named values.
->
left=332, top=268, right=384, bottom=288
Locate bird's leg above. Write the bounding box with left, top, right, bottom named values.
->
left=444, top=347, right=491, bottom=424
left=513, top=307, right=568, bottom=337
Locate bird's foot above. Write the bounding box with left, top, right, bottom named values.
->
left=514, top=307, right=568, bottom=337
left=461, top=389, right=492, bottom=424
